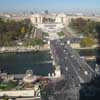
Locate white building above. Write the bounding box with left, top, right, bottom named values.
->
left=30, top=13, right=68, bottom=25
left=30, top=14, right=43, bottom=24
left=55, top=13, right=67, bottom=24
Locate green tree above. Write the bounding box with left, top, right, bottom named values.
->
left=57, top=31, right=65, bottom=37
left=21, top=27, right=26, bottom=33
left=69, top=18, right=87, bottom=33
left=69, top=18, right=97, bottom=37
left=95, top=22, right=100, bottom=39
left=2, top=95, right=9, bottom=100
left=32, top=39, right=44, bottom=46
left=80, top=37, right=96, bottom=47
left=0, top=18, right=33, bottom=46
left=84, top=21, right=96, bottom=36
left=43, top=32, right=49, bottom=36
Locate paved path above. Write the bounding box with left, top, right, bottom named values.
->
left=16, top=97, right=40, bottom=100
left=0, top=45, right=50, bottom=53
left=0, top=90, right=35, bottom=97
left=1, top=97, right=40, bottom=100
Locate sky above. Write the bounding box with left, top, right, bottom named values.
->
left=0, top=0, right=100, bottom=12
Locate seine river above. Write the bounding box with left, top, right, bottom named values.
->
left=0, top=51, right=54, bottom=76
left=77, top=49, right=97, bottom=70
left=0, top=49, right=97, bottom=76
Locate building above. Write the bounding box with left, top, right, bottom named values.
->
left=63, top=37, right=82, bottom=49
left=55, top=13, right=67, bottom=24
left=30, top=14, right=43, bottom=24
left=30, top=13, right=68, bottom=25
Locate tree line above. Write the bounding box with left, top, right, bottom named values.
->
left=0, top=18, right=33, bottom=46
left=69, top=18, right=100, bottom=38
left=69, top=18, right=100, bottom=47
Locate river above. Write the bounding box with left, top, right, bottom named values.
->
left=0, top=49, right=97, bottom=76
left=76, top=49, right=98, bottom=70
left=0, top=50, right=54, bottom=76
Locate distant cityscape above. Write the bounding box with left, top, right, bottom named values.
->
left=0, top=9, right=100, bottom=16
left=0, top=0, right=100, bottom=100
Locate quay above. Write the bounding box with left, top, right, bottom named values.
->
left=0, top=45, right=50, bottom=53
left=0, top=90, right=36, bottom=97
left=85, top=56, right=96, bottom=61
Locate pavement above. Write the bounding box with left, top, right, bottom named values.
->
left=50, top=39, right=95, bottom=88
left=16, top=97, right=40, bottom=100
left=0, top=90, right=35, bottom=97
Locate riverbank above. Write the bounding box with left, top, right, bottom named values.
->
left=0, top=44, right=50, bottom=53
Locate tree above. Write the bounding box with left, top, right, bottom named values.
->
left=69, top=18, right=97, bottom=37
left=69, top=18, right=87, bottom=33
left=95, top=22, right=100, bottom=39
left=20, top=27, right=26, bottom=33
left=32, top=39, right=44, bottom=46
left=84, top=21, right=96, bottom=36
left=25, top=39, right=44, bottom=47
left=0, top=18, right=33, bottom=46
left=2, top=95, right=9, bottom=100
left=43, top=32, right=49, bottom=36
left=57, top=31, right=65, bottom=37
left=80, top=37, right=96, bottom=47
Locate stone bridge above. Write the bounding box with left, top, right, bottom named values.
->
left=50, top=38, right=95, bottom=88
left=46, top=38, right=96, bottom=100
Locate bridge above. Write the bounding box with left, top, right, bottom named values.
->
left=47, top=38, right=96, bottom=100
left=50, top=39, right=95, bottom=86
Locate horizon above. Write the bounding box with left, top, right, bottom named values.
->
left=0, top=0, right=100, bottom=14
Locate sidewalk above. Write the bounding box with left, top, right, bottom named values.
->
left=0, top=45, right=50, bottom=53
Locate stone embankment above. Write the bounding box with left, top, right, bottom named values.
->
left=0, top=44, right=50, bottom=53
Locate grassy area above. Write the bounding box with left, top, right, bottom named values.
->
left=57, top=31, right=65, bottom=37
left=43, top=32, right=49, bottom=36
left=0, top=81, right=17, bottom=90
left=24, top=39, right=45, bottom=47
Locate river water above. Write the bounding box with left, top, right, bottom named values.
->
left=0, top=49, right=97, bottom=76
left=76, top=49, right=97, bottom=70
left=0, top=51, right=54, bottom=76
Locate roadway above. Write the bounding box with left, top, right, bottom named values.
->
left=50, top=39, right=95, bottom=87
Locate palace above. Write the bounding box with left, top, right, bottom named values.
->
left=30, top=13, right=68, bottom=25
left=30, top=13, right=100, bottom=26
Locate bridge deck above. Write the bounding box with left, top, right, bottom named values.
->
left=50, top=38, right=95, bottom=87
